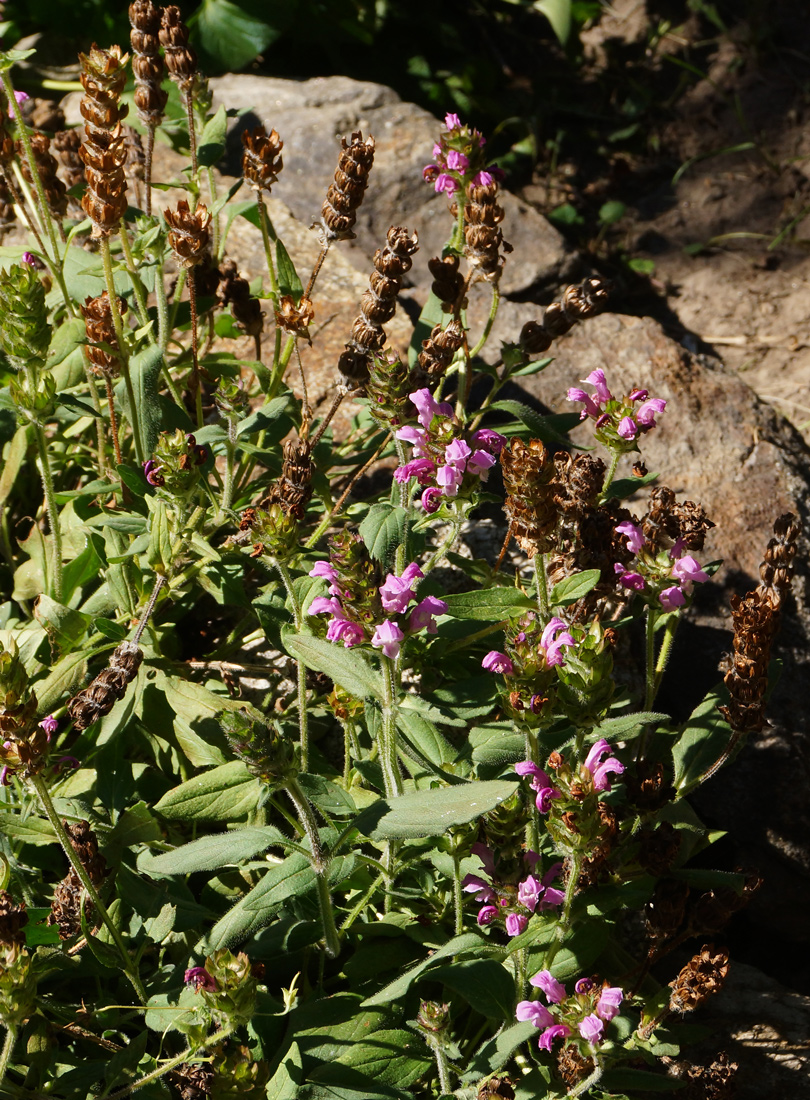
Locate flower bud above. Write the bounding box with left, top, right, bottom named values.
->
left=0, top=262, right=50, bottom=367
left=220, top=707, right=298, bottom=791
left=0, top=942, right=36, bottom=1028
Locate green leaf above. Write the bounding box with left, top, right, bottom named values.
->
left=195, top=0, right=277, bottom=71
left=308, top=1031, right=430, bottom=1090
left=604, top=470, right=659, bottom=500
left=276, top=238, right=303, bottom=302
left=34, top=649, right=92, bottom=716
left=547, top=203, right=584, bottom=229
left=0, top=48, right=37, bottom=71
left=206, top=852, right=314, bottom=949
left=94, top=617, right=129, bottom=641
left=266, top=1042, right=303, bottom=1100
left=155, top=761, right=261, bottom=821
left=430, top=959, right=515, bottom=1019
left=550, top=569, right=600, bottom=607
left=534, top=0, right=572, bottom=43
left=114, top=345, right=164, bottom=457
left=147, top=826, right=288, bottom=875
left=598, top=200, right=626, bottom=226
left=442, top=587, right=534, bottom=620
left=358, top=504, right=410, bottom=568
left=672, top=688, right=732, bottom=794
left=362, top=932, right=491, bottom=1007
left=487, top=399, right=577, bottom=445
left=197, top=105, right=227, bottom=168
left=0, top=810, right=57, bottom=846
left=286, top=634, right=384, bottom=701
left=509, top=355, right=554, bottom=378
left=236, top=395, right=293, bottom=437
left=595, top=711, right=668, bottom=738
left=463, top=1021, right=537, bottom=1082
left=0, top=425, right=29, bottom=508
left=601, top=1067, right=683, bottom=1092
left=351, top=780, right=518, bottom=840
left=33, top=595, right=92, bottom=652
left=104, top=1031, right=149, bottom=1090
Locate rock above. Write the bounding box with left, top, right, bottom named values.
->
left=209, top=73, right=578, bottom=297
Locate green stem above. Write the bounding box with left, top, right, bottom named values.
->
left=257, top=194, right=279, bottom=302
left=221, top=415, right=237, bottom=512
left=267, top=333, right=295, bottom=400
left=653, top=613, right=679, bottom=698
left=206, top=166, right=220, bottom=260
left=29, top=775, right=147, bottom=1004
left=0, top=1026, right=17, bottom=1090
left=187, top=270, right=203, bottom=430
left=286, top=778, right=340, bottom=958
left=430, top=1041, right=452, bottom=1095
left=644, top=607, right=658, bottom=712
left=543, top=851, right=582, bottom=972
left=118, top=226, right=152, bottom=335
left=33, top=422, right=63, bottom=602
left=379, top=657, right=403, bottom=799
left=600, top=449, right=621, bottom=498
left=451, top=850, right=464, bottom=936
left=534, top=553, right=550, bottom=618
left=274, top=559, right=309, bottom=770
left=156, top=257, right=170, bottom=350
left=468, top=284, right=500, bottom=361
left=422, top=514, right=462, bottom=574
left=514, top=946, right=528, bottom=1008
left=105, top=1024, right=237, bottom=1100
left=100, top=236, right=145, bottom=465
left=2, top=71, right=60, bottom=262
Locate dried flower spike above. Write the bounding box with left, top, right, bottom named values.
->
left=669, top=944, right=729, bottom=1014
left=66, top=641, right=143, bottom=731
left=79, top=46, right=130, bottom=237
left=165, top=199, right=211, bottom=267
left=464, top=179, right=511, bottom=279
left=160, top=5, right=199, bottom=173
left=320, top=131, right=375, bottom=242
left=417, top=318, right=465, bottom=380
left=52, top=129, right=84, bottom=193
left=262, top=437, right=313, bottom=521
left=520, top=277, right=610, bottom=355
left=48, top=821, right=109, bottom=940
left=501, top=438, right=558, bottom=558
left=130, top=0, right=167, bottom=215
left=242, top=125, right=283, bottom=193
left=19, top=132, right=67, bottom=223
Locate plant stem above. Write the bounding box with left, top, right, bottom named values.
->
left=468, top=284, right=500, bottom=361
left=33, top=422, right=63, bottom=602
left=29, top=775, right=147, bottom=1004
left=379, top=656, right=403, bottom=799
left=100, top=236, right=145, bottom=465
left=601, top=449, right=621, bottom=498
left=534, top=553, right=550, bottom=618
left=568, top=1056, right=604, bottom=1098
left=184, top=89, right=198, bottom=177
left=118, top=225, right=152, bottom=335
left=430, top=1042, right=452, bottom=1095
left=422, top=514, right=463, bottom=574
left=451, top=850, right=464, bottom=936
left=543, top=851, right=582, bottom=973
left=144, top=124, right=155, bottom=217
left=186, top=269, right=203, bottom=429
left=2, top=71, right=60, bottom=262
left=0, top=1026, right=16, bottom=1090
left=221, top=415, right=237, bottom=512
left=257, top=194, right=279, bottom=302
left=104, top=377, right=123, bottom=466
left=654, top=613, right=679, bottom=698
left=286, top=778, right=340, bottom=959
left=105, top=1024, right=237, bottom=1100
left=274, top=559, right=310, bottom=771
left=644, top=607, right=658, bottom=712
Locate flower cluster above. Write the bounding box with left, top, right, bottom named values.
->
left=567, top=368, right=666, bottom=452
left=422, top=112, right=503, bottom=196
left=143, top=430, right=208, bottom=493
left=395, top=388, right=505, bottom=514
left=517, top=969, right=623, bottom=1053
left=516, top=739, right=624, bottom=816
left=462, top=843, right=564, bottom=936
left=481, top=614, right=579, bottom=725
left=310, top=558, right=447, bottom=662
left=614, top=521, right=709, bottom=609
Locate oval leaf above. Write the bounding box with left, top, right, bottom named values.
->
left=351, top=780, right=518, bottom=840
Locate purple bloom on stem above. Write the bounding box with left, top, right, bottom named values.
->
left=660, top=585, right=686, bottom=610
left=584, top=739, right=625, bottom=792
left=477, top=904, right=498, bottom=925
left=671, top=554, right=709, bottom=588
left=410, top=595, right=447, bottom=633
left=540, top=617, right=575, bottom=667
left=575, top=977, right=594, bottom=995
left=567, top=387, right=602, bottom=420
left=184, top=966, right=216, bottom=992
left=615, top=520, right=645, bottom=555
left=8, top=90, right=29, bottom=119
left=326, top=618, right=365, bottom=648
left=445, top=112, right=462, bottom=129
left=482, top=651, right=513, bottom=675
left=537, top=1024, right=571, bottom=1051
left=462, top=873, right=496, bottom=902
left=143, top=459, right=164, bottom=487
left=473, top=169, right=494, bottom=186
left=395, top=458, right=436, bottom=485
left=538, top=863, right=565, bottom=910
left=22, top=252, right=37, bottom=267
left=39, top=715, right=58, bottom=738
left=516, top=999, right=555, bottom=1028
left=517, top=874, right=542, bottom=913
left=0, top=766, right=10, bottom=786
left=434, top=173, right=459, bottom=194
left=515, top=760, right=549, bottom=785
left=617, top=416, right=638, bottom=440
left=444, top=438, right=471, bottom=469
left=409, top=388, right=453, bottom=429
left=596, top=986, right=623, bottom=1021
left=380, top=563, right=423, bottom=614
left=396, top=425, right=429, bottom=455
left=309, top=596, right=343, bottom=617
left=578, top=1013, right=604, bottom=1045
left=371, top=619, right=405, bottom=660
left=436, top=464, right=463, bottom=496
left=420, top=486, right=443, bottom=513
left=467, top=449, right=496, bottom=479
left=530, top=969, right=566, bottom=1004
left=636, top=397, right=666, bottom=426
left=472, top=428, right=506, bottom=454
left=446, top=149, right=469, bottom=172
left=309, top=560, right=338, bottom=583
left=629, top=388, right=648, bottom=402
left=615, top=565, right=646, bottom=591
left=585, top=368, right=612, bottom=404
left=506, top=912, right=528, bottom=936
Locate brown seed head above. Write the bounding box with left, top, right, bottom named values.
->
left=428, top=253, right=465, bottom=312
left=320, top=131, right=375, bottom=241
left=165, top=199, right=212, bottom=267
left=242, top=125, right=284, bottom=193
left=129, top=0, right=168, bottom=125
left=501, top=438, right=557, bottom=557
left=416, top=318, right=465, bottom=380
left=0, top=891, right=28, bottom=948
left=218, top=259, right=264, bottom=339
left=669, top=944, right=730, bottom=1013
left=262, top=438, right=313, bottom=521
left=519, top=277, right=610, bottom=354
left=81, top=291, right=128, bottom=377
left=464, top=181, right=511, bottom=278
left=159, top=6, right=198, bottom=87
left=66, top=642, right=143, bottom=731
left=274, top=294, right=314, bottom=336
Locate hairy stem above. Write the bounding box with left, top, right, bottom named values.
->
left=0, top=1026, right=17, bottom=1090
left=118, top=225, right=152, bottom=334
left=100, top=236, right=144, bottom=465
left=534, top=552, right=550, bottom=618
left=274, top=559, right=310, bottom=770
left=144, top=124, right=155, bottom=217
left=104, top=377, right=123, bottom=466
left=286, top=778, right=340, bottom=959
left=601, top=449, right=621, bottom=498
left=186, top=269, right=203, bottom=429
left=105, top=1024, right=237, bottom=1100
left=451, top=850, right=464, bottom=936
left=33, top=422, right=63, bottom=603
left=221, top=415, right=237, bottom=512
left=380, top=656, right=403, bottom=799
left=257, top=193, right=279, bottom=301
left=184, top=89, right=198, bottom=177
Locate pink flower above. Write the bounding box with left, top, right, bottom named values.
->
left=530, top=969, right=566, bottom=1004
left=617, top=416, right=638, bottom=440
left=515, top=760, right=551, bottom=786
left=39, top=715, right=58, bottom=738
left=0, top=766, right=11, bottom=786
left=371, top=619, right=405, bottom=660
left=537, top=1024, right=571, bottom=1051
left=421, top=486, right=443, bottom=513
left=535, top=786, right=562, bottom=814
left=395, top=458, right=436, bottom=485
left=629, top=388, right=648, bottom=402
left=309, top=596, right=343, bottom=617
left=482, top=651, right=513, bottom=674
left=409, top=388, right=453, bottom=429
left=516, top=1000, right=555, bottom=1029
left=575, top=978, right=594, bottom=994
left=445, top=112, right=462, bottom=129
left=380, top=563, right=423, bottom=614
left=540, top=617, right=575, bottom=667
left=309, top=561, right=338, bottom=583
left=410, top=595, right=447, bottom=633
left=671, top=554, right=709, bottom=588
left=471, top=841, right=497, bottom=876
left=446, top=149, right=469, bottom=172
left=506, top=912, right=528, bottom=936
left=584, top=739, right=625, bottom=792
left=326, top=618, right=365, bottom=647
left=473, top=169, right=494, bottom=186
left=8, top=90, right=30, bottom=119
left=143, top=459, right=164, bottom=487
left=22, top=252, right=37, bottom=267
left=538, top=863, right=565, bottom=910
left=615, top=521, right=645, bottom=555
left=396, top=425, right=429, bottom=455
left=462, top=874, right=496, bottom=902
left=184, top=966, right=216, bottom=992
left=578, top=1014, right=604, bottom=1045
left=596, top=986, right=623, bottom=1021
left=467, top=449, right=496, bottom=479
left=472, top=428, right=506, bottom=454
left=477, top=904, right=498, bottom=925
left=660, top=585, right=686, bottom=610
left=567, top=387, right=602, bottom=420
left=444, top=438, right=471, bottom=469
left=435, top=173, right=459, bottom=194
left=518, top=875, right=542, bottom=913
left=615, top=564, right=646, bottom=591
left=436, top=464, right=463, bottom=496
left=636, top=397, right=666, bottom=426
left=585, top=369, right=612, bottom=404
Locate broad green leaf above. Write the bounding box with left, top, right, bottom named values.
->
left=362, top=932, right=491, bottom=1007
left=0, top=425, right=29, bottom=508
left=155, top=761, right=261, bottom=821
left=196, top=0, right=277, bottom=71
left=595, top=711, right=668, bottom=738
left=463, top=1021, right=537, bottom=1082
left=266, top=1042, right=303, bottom=1100
left=206, top=852, right=313, bottom=949
left=430, top=958, right=515, bottom=1020
left=34, top=648, right=93, bottom=717
left=33, top=596, right=92, bottom=652
left=147, top=826, right=288, bottom=874
left=114, top=345, right=164, bottom=457
left=605, top=470, right=659, bottom=500
left=198, top=104, right=227, bottom=167
left=672, top=687, right=732, bottom=794
left=286, top=634, right=383, bottom=701
left=509, top=356, right=553, bottom=378
left=352, top=780, right=517, bottom=840
left=550, top=569, right=600, bottom=607
left=599, top=199, right=626, bottom=226
left=237, top=395, right=293, bottom=437
left=533, top=0, right=572, bottom=44
left=0, top=810, right=57, bottom=845
left=308, top=1031, right=430, bottom=1090
left=358, top=504, right=410, bottom=568
left=487, top=399, right=578, bottom=445
left=395, top=708, right=454, bottom=768
left=276, top=238, right=303, bottom=302
left=104, top=1031, right=149, bottom=1090
left=442, top=588, right=534, bottom=620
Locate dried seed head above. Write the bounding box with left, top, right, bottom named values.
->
left=519, top=277, right=610, bottom=354
left=48, top=821, right=109, bottom=940
left=428, top=253, right=465, bottom=312
left=129, top=0, right=168, bottom=125
left=80, top=88, right=129, bottom=240
left=171, top=1062, right=215, bottom=1100
left=79, top=45, right=130, bottom=130
left=464, top=180, right=511, bottom=278
left=218, top=259, right=264, bottom=338
left=556, top=1045, right=593, bottom=1088
left=81, top=291, right=128, bottom=378
left=645, top=878, right=690, bottom=946
left=19, top=132, right=67, bottom=219
left=0, top=892, right=28, bottom=948
left=159, top=5, right=198, bottom=90
left=320, top=131, right=375, bottom=242
left=636, top=821, right=680, bottom=876
left=165, top=199, right=212, bottom=267
left=66, top=642, right=143, bottom=731
left=690, top=869, right=763, bottom=935
left=241, top=125, right=283, bottom=193
left=669, top=945, right=730, bottom=1013
left=684, top=1052, right=738, bottom=1100
left=0, top=102, right=15, bottom=165
left=477, top=1076, right=516, bottom=1100
left=274, top=294, right=314, bottom=336
left=52, top=128, right=84, bottom=191
left=642, top=486, right=714, bottom=554
left=758, top=511, right=800, bottom=603
left=262, top=437, right=313, bottom=521
left=416, top=318, right=465, bottom=380
left=501, top=438, right=557, bottom=557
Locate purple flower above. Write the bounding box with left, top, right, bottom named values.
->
left=538, top=863, right=565, bottom=910
left=585, top=369, right=612, bottom=404
left=660, top=585, right=686, bottom=610
left=462, top=873, right=496, bottom=902
left=584, top=739, right=625, bottom=792
left=671, top=554, right=709, bottom=588
left=410, top=595, right=447, bottom=633
left=517, top=875, right=542, bottom=913
left=396, top=424, right=429, bottom=454
left=53, top=755, right=80, bottom=773
left=482, top=651, right=513, bottom=674
left=309, top=596, right=343, bottom=617
left=467, top=449, right=496, bottom=479
left=477, top=904, right=498, bottom=925
left=636, top=397, right=666, bottom=426
left=184, top=966, right=216, bottom=992
left=39, top=715, right=58, bottom=738
left=535, top=786, right=562, bottom=814
left=540, top=617, right=575, bottom=668
left=143, top=459, right=164, bottom=487
left=445, top=438, right=471, bottom=469
left=629, top=388, right=648, bottom=402
left=617, top=416, right=638, bottom=440
left=515, top=760, right=550, bottom=785
left=578, top=1013, right=604, bottom=1046
left=420, top=486, right=443, bottom=513
left=473, top=169, right=494, bottom=186
left=436, top=464, right=463, bottom=497
left=22, top=252, right=37, bottom=267
left=380, top=563, right=423, bottom=614
left=395, top=458, right=436, bottom=485
left=326, top=618, right=365, bottom=648
left=371, top=619, right=405, bottom=660
left=435, top=173, right=459, bottom=194
left=615, top=565, right=646, bottom=591
left=0, top=766, right=11, bottom=786
left=516, top=1000, right=555, bottom=1029
left=309, top=560, right=338, bottom=583
left=409, top=388, right=453, bottom=429
left=505, top=912, right=528, bottom=937
left=575, top=977, right=594, bottom=995
left=537, top=1024, right=571, bottom=1051
left=596, top=986, right=623, bottom=1021
left=446, top=149, right=469, bottom=172
left=615, top=521, right=645, bottom=555
left=8, top=90, right=30, bottom=119
left=530, top=969, right=566, bottom=1004
left=472, top=428, right=506, bottom=454
left=445, top=112, right=462, bottom=129
left=567, top=387, right=602, bottom=420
